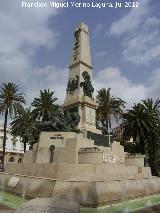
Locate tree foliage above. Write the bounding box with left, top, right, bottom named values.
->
left=10, top=107, right=39, bottom=152
left=96, top=88, right=126, bottom=132
left=120, top=141, right=138, bottom=154
left=123, top=99, right=160, bottom=175
left=40, top=107, right=80, bottom=132
left=0, top=83, right=25, bottom=171
left=31, top=89, right=57, bottom=122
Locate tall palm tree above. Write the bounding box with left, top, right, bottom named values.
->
left=31, top=89, right=57, bottom=122
left=123, top=103, right=152, bottom=154
left=142, top=98, right=160, bottom=175
left=10, top=107, right=34, bottom=153
left=123, top=100, right=160, bottom=175
left=0, top=83, right=25, bottom=171
left=96, top=88, right=126, bottom=132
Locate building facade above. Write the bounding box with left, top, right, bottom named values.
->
left=0, top=125, right=28, bottom=166
left=112, top=124, right=133, bottom=143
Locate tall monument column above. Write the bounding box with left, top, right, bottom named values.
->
left=63, top=22, right=99, bottom=133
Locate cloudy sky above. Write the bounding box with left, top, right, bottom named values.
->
left=0, top=0, right=160, bottom=110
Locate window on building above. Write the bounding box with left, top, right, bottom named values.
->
left=13, top=141, right=16, bottom=150
left=21, top=142, right=24, bottom=150
left=9, top=157, right=14, bottom=162
left=18, top=158, right=22, bottom=163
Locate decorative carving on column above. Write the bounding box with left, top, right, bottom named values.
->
left=66, top=75, right=79, bottom=95
left=80, top=71, right=94, bottom=99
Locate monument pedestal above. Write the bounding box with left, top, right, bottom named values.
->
left=63, top=95, right=101, bottom=134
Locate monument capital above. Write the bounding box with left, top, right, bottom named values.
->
left=76, top=22, right=89, bottom=34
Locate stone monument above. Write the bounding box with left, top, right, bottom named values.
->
left=63, top=22, right=99, bottom=134
left=1, top=22, right=160, bottom=208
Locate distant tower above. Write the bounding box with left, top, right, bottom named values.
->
left=63, top=22, right=99, bottom=133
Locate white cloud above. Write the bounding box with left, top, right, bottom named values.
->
left=122, top=29, right=160, bottom=64
left=26, top=65, right=67, bottom=104
left=147, top=69, right=160, bottom=99
left=109, top=0, right=160, bottom=65
left=0, top=0, right=64, bottom=107
left=94, top=67, right=147, bottom=107
left=0, top=0, right=58, bottom=52
left=109, top=0, right=150, bottom=36
left=94, top=66, right=160, bottom=108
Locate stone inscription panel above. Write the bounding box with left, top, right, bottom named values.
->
left=86, top=107, right=96, bottom=125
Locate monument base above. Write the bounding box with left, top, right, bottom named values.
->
left=2, top=131, right=160, bottom=207
left=1, top=170, right=160, bottom=207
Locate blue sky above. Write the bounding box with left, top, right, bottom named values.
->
left=0, top=0, right=160, bottom=109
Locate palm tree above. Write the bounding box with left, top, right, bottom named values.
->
left=0, top=83, right=25, bottom=171
left=142, top=98, right=160, bottom=175
left=10, top=107, right=34, bottom=152
left=96, top=88, right=126, bottom=132
left=123, top=100, right=160, bottom=175
left=31, top=89, right=57, bottom=122
left=142, top=98, right=160, bottom=113
left=123, top=103, right=151, bottom=154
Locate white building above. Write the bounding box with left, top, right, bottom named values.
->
left=0, top=125, right=29, bottom=165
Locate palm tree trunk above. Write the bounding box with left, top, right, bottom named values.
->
left=23, top=136, right=28, bottom=153
left=150, top=136, right=156, bottom=175
left=148, top=135, right=156, bottom=175
left=2, top=109, right=8, bottom=172
left=137, top=134, right=142, bottom=153
left=24, top=141, right=26, bottom=153
left=107, top=120, right=109, bottom=132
